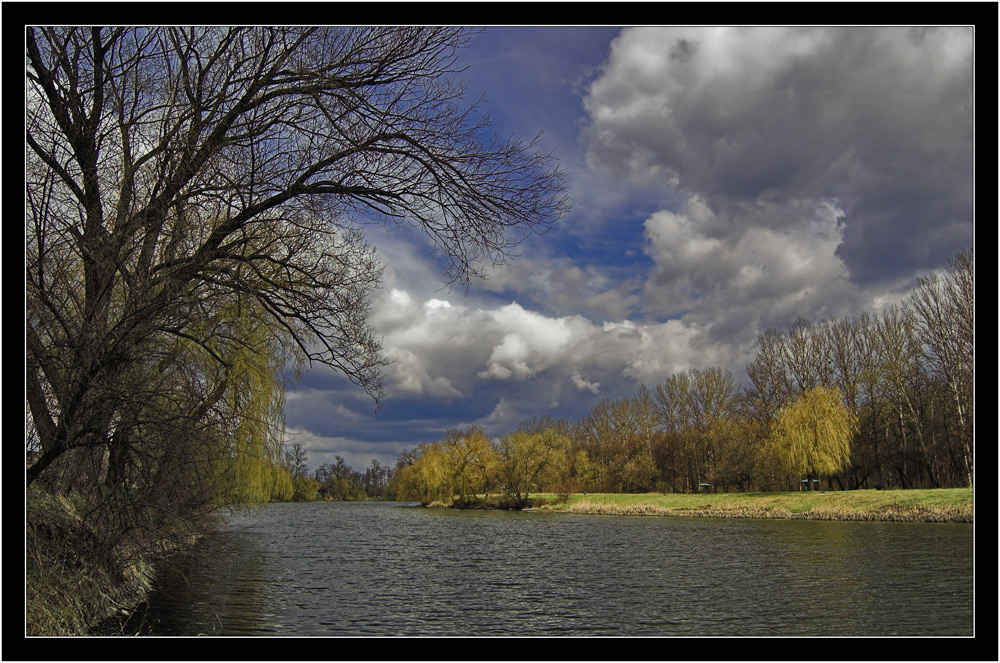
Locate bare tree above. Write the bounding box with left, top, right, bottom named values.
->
left=284, top=442, right=309, bottom=482
left=823, top=316, right=863, bottom=417
left=25, top=26, right=567, bottom=497
left=651, top=367, right=740, bottom=491
left=745, top=328, right=793, bottom=425
left=784, top=316, right=826, bottom=394
left=908, top=248, right=974, bottom=486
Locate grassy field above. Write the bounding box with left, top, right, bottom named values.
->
left=532, top=488, right=973, bottom=522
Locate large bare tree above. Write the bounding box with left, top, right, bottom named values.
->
left=25, top=27, right=567, bottom=495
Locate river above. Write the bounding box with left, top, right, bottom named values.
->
left=135, top=501, right=974, bottom=637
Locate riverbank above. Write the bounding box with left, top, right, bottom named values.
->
left=533, top=488, right=973, bottom=522
left=25, top=485, right=213, bottom=636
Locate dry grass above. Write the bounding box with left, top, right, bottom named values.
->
left=535, top=488, right=973, bottom=522
left=25, top=486, right=166, bottom=635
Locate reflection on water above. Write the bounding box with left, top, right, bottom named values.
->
left=140, top=502, right=974, bottom=636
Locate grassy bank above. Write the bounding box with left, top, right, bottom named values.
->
left=25, top=485, right=211, bottom=636
left=27, top=488, right=144, bottom=635
left=533, top=488, right=973, bottom=522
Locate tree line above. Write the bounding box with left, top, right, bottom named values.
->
left=393, top=426, right=569, bottom=508
left=394, top=248, right=973, bottom=501
left=270, top=443, right=395, bottom=502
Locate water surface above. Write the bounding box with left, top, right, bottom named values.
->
left=141, top=501, right=974, bottom=636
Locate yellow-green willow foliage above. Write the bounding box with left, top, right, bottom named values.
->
left=766, top=385, right=857, bottom=481
left=212, top=300, right=295, bottom=506
left=270, top=463, right=295, bottom=502
left=495, top=429, right=569, bottom=507
left=396, top=428, right=567, bottom=508
left=394, top=442, right=452, bottom=504
left=442, top=427, right=497, bottom=503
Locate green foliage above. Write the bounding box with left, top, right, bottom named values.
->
left=766, top=386, right=857, bottom=480
left=443, top=427, right=497, bottom=502
left=621, top=455, right=656, bottom=493
left=572, top=449, right=599, bottom=493
left=293, top=477, right=321, bottom=502
left=270, top=464, right=295, bottom=502
left=495, top=429, right=569, bottom=508
left=393, top=442, right=446, bottom=505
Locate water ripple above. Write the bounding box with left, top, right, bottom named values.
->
left=142, top=502, right=973, bottom=636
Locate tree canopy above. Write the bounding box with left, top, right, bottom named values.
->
left=765, top=385, right=857, bottom=482
left=25, top=26, right=567, bottom=514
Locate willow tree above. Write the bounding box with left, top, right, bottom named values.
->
left=494, top=429, right=568, bottom=508
left=393, top=442, right=452, bottom=505
left=766, top=385, right=857, bottom=490
left=25, top=26, right=567, bottom=512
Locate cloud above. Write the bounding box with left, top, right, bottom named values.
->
left=366, top=281, right=732, bottom=424
left=375, top=294, right=585, bottom=395
left=583, top=26, right=973, bottom=284
left=640, top=196, right=867, bottom=331
left=571, top=371, right=601, bottom=394
left=280, top=27, right=974, bottom=466
left=479, top=252, right=644, bottom=323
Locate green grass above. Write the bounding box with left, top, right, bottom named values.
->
left=532, top=488, right=973, bottom=522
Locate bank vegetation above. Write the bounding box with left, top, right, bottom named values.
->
left=534, top=489, right=973, bottom=523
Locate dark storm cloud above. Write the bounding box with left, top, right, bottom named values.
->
left=583, top=26, right=973, bottom=285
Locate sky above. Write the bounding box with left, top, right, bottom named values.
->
left=283, top=26, right=975, bottom=473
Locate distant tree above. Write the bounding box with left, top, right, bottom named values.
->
left=621, top=454, right=656, bottom=493
left=632, top=385, right=658, bottom=477
left=441, top=428, right=488, bottom=504
left=766, top=386, right=857, bottom=489
left=284, top=442, right=309, bottom=482
left=494, top=429, right=568, bottom=508
left=461, top=429, right=499, bottom=500
left=710, top=415, right=765, bottom=493
left=363, top=458, right=390, bottom=498
left=293, top=476, right=320, bottom=502
left=745, top=328, right=794, bottom=425
left=823, top=316, right=863, bottom=418
left=876, top=304, right=937, bottom=487
left=652, top=367, right=739, bottom=491
left=578, top=397, right=641, bottom=491
left=784, top=317, right=825, bottom=394
left=516, top=415, right=575, bottom=439
left=393, top=442, right=450, bottom=505
left=571, top=449, right=599, bottom=493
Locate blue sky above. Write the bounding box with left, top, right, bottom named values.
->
left=283, top=26, right=974, bottom=472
